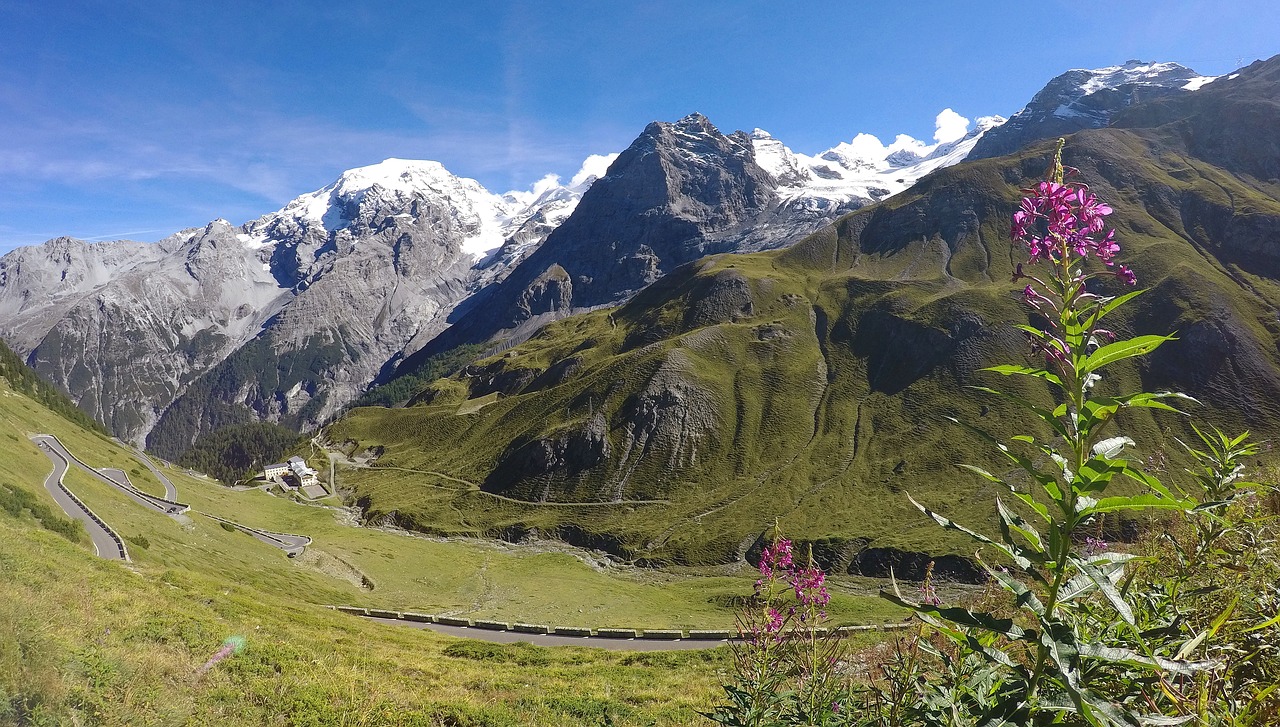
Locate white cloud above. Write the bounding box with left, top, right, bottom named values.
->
left=570, top=153, right=619, bottom=187
left=933, top=108, right=970, bottom=144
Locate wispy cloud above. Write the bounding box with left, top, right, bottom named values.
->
left=0, top=70, right=625, bottom=228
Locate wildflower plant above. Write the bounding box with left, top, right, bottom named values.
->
left=707, top=533, right=849, bottom=727
left=879, top=140, right=1218, bottom=726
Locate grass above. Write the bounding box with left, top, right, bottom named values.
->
left=0, top=514, right=733, bottom=725
left=0, top=381, right=755, bottom=725
left=324, top=130, right=1280, bottom=571
left=0, top=369, right=899, bottom=620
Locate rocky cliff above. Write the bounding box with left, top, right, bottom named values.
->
left=329, top=54, right=1280, bottom=567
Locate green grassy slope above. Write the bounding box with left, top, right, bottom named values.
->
left=327, top=76, right=1280, bottom=571
left=0, top=380, right=755, bottom=725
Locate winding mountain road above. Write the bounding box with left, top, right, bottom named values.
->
left=29, top=434, right=308, bottom=558
left=33, top=437, right=129, bottom=560
left=122, top=443, right=179, bottom=500
left=29, top=436, right=736, bottom=651
left=31, top=435, right=188, bottom=516
left=365, top=616, right=729, bottom=651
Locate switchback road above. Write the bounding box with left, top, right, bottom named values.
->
left=33, top=437, right=128, bottom=560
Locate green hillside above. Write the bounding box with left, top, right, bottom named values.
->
left=327, top=86, right=1280, bottom=571
left=0, top=379, right=746, bottom=724
left=0, top=337, right=107, bottom=436
left=0, top=360, right=915, bottom=723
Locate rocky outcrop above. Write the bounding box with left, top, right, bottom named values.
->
left=969, top=60, right=1207, bottom=160
left=0, top=160, right=585, bottom=452
left=395, top=114, right=784, bottom=372
left=483, top=412, right=612, bottom=500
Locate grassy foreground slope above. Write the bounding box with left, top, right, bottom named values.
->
left=0, top=381, right=740, bottom=725
left=329, top=59, right=1280, bottom=570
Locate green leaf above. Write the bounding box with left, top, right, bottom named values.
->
left=975, top=695, right=1031, bottom=727
left=1077, top=642, right=1215, bottom=675
left=1115, top=391, right=1197, bottom=415
left=1089, top=289, right=1146, bottom=326
left=948, top=417, right=1065, bottom=502
left=1078, top=455, right=1128, bottom=494
left=907, top=494, right=1044, bottom=571
left=879, top=589, right=1028, bottom=641
left=1075, top=559, right=1135, bottom=625
left=1081, top=493, right=1192, bottom=516
left=1091, top=436, right=1134, bottom=459
left=968, top=385, right=1071, bottom=441
left=996, top=498, right=1045, bottom=553
left=980, top=555, right=1046, bottom=614
left=957, top=463, right=1004, bottom=483
left=982, top=364, right=1064, bottom=388
left=1244, top=610, right=1280, bottom=633
left=1081, top=335, right=1175, bottom=375
left=1136, top=716, right=1195, bottom=726
left=1121, top=466, right=1191, bottom=505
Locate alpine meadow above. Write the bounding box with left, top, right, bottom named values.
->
left=3, top=8, right=1280, bottom=723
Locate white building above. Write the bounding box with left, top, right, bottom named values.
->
left=287, top=456, right=319, bottom=487
left=263, top=462, right=289, bottom=479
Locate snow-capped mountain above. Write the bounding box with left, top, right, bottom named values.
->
left=751, top=111, right=1007, bottom=213
left=969, top=60, right=1215, bottom=159
left=240, top=155, right=615, bottom=263
left=0, top=58, right=1224, bottom=456
left=0, top=155, right=612, bottom=450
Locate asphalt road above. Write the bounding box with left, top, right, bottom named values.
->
left=33, top=435, right=186, bottom=516
left=364, top=616, right=731, bottom=651
left=33, top=437, right=128, bottom=560
left=203, top=513, right=311, bottom=556
left=130, top=447, right=178, bottom=500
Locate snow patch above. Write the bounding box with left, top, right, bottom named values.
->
left=1182, top=75, right=1218, bottom=91
left=752, top=110, right=1007, bottom=209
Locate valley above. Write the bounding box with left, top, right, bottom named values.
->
left=2, top=43, right=1278, bottom=724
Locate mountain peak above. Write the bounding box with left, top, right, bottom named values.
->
left=968, top=59, right=1207, bottom=160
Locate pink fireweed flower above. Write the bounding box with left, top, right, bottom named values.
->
left=1013, top=177, right=1117, bottom=267
left=766, top=607, right=785, bottom=633
left=758, top=538, right=794, bottom=582
left=792, top=565, right=831, bottom=607
left=1117, top=265, right=1137, bottom=286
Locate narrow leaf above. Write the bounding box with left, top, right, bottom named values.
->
left=1081, top=334, right=1175, bottom=375
left=1076, top=559, right=1134, bottom=625
left=982, top=364, right=1064, bottom=388
left=1089, top=289, right=1146, bottom=326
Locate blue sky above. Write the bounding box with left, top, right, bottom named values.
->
left=1, top=0, right=1276, bottom=252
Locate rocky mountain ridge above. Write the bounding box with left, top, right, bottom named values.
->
left=968, top=60, right=1214, bottom=159
left=328, top=53, right=1280, bottom=568
left=0, top=60, right=1215, bottom=456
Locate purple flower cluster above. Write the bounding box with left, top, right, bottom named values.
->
left=757, top=538, right=794, bottom=584
left=1012, top=180, right=1135, bottom=287
left=749, top=538, right=831, bottom=643
left=792, top=565, right=831, bottom=609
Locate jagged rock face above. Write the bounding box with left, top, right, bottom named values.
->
left=531, top=113, right=778, bottom=307
left=1112, top=57, right=1280, bottom=184
left=0, top=160, right=583, bottom=452
left=396, top=114, right=783, bottom=370
left=969, top=61, right=1209, bottom=160
left=145, top=176, right=513, bottom=456
left=12, top=225, right=286, bottom=438
left=0, top=237, right=164, bottom=353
